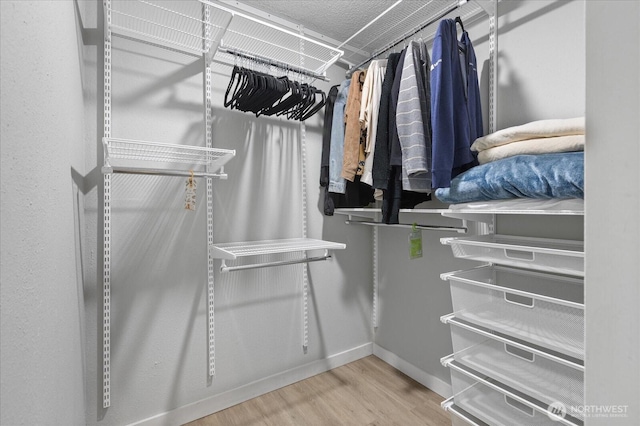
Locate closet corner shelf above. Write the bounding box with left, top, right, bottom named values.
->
left=103, top=137, right=236, bottom=177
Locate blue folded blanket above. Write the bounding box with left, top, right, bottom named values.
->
left=435, top=152, right=584, bottom=204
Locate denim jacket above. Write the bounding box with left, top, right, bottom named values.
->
left=329, top=79, right=351, bottom=193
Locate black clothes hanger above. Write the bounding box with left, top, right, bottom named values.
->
left=300, top=90, right=326, bottom=121
left=455, top=16, right=465, bottom=33
left=224, top=65, right=243, bottom=108
left=223, top=60, right=326, bottom=121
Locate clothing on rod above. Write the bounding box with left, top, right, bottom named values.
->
left=342, top=70, right=367, bottom=181
left=329, top=79, right=351, bottom=194
left=320, top=85, right=340, bottom=215
left=359, top=59, right=387, bottom=188
left=430, top=19, right=483, bottom=188
left=320, top=16, right=483, bottom=219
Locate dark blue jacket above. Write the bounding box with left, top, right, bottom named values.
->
left=430, top=19, right=483, bottom=188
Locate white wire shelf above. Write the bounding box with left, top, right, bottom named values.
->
left=108, top=0, right=229, bottom=54
left=210, top=238, right=346, bottom=260
left=106, top=0, right=343, bottom=78
left=103, top=137, right=235, bottom=176
left=210, top=238, right=346, bottom=273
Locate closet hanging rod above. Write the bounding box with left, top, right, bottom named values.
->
left=102, top=166, right=227, bottom=179
left=345, top=220, right=467, bottom=233
left=346, top=0, right=467, bottom=76
left=217, top=47, right=331, bottom=82
left=200, top=0, right=344, bottom=54
left=220, top=253, right=332, bottom=273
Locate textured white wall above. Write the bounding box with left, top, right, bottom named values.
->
left=0, top=1, right=87, bottom=425
left=372, top=0, right=586, bottom=394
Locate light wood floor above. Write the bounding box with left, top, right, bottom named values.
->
left=185, top=355, right=451, bottom=426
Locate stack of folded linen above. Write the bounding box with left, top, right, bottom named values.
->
left=471, top=117, right=585, bottom=164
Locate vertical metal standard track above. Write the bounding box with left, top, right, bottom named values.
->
left=204, top=3, right=216, bottom=378
left=299, top=30, right=309, bottom=354
left=372, top=226, right=379, bottom=329
left=102, top=0, right=112, bottom=409
left=488, top=0, right=498, bottom=133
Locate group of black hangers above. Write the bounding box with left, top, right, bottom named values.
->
left=224, top=66, right=326, bottom=121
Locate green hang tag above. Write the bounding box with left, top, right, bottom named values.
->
left=409, top=223, right=423, bottom=259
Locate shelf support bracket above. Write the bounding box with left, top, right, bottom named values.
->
left=345, top=220, right=467, bottom=233
left=102, top=0, right=112, bottom=409
left=220, top=252, right=332, bottom=273
left=204, top=1, right=216, bottom=379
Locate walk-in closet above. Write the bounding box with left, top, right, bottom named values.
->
left=1, top=1, right=639, bottom=425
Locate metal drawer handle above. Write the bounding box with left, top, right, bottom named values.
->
left=505, top=343, right=536, bottom=363
left=504, top=292, right=535, bottom=308
left=504, top=249, right=535, bottom=261
left=504, top=395, right=535, bottom=417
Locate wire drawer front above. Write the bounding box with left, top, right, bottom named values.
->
left=450, top=320, right=584, bottom=415
left=444, top=266, right=584, bottom=359
left=449, top=365, right=581, bottom=426
left=441, top=234, right=584, bottom=276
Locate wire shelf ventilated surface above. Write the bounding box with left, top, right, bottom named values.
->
left=107, top=0, right=343, bottom=77
left=210, top=238, right=346, bottom=260
left=109, top=0, right=226, bottom=54
left=216, top=13, right=343, bottom=75
left=103, top=137, right=235, bottom=174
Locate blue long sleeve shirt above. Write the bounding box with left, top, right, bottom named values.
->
left=430, top=19, right=483, bottom=188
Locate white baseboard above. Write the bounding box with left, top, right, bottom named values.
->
left=130, top=343, right=373, bottom=426
left=373, top=344, right=452, bottom=399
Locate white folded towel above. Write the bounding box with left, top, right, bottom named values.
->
left=471, top=117, right=585, bottom=152
left=477, top=134, right=585, bottom=164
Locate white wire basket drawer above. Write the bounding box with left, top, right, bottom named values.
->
left=446, top=360, right=582, bottom=426
left=447, top=316, right=584, bottom=416
left=104, top=138, right=235, bottom=174
left=441, top=234, right=584, bottom=276
left=442, top=266, right=584, bottom=359
left=107, top=0, right=228, bottom=54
